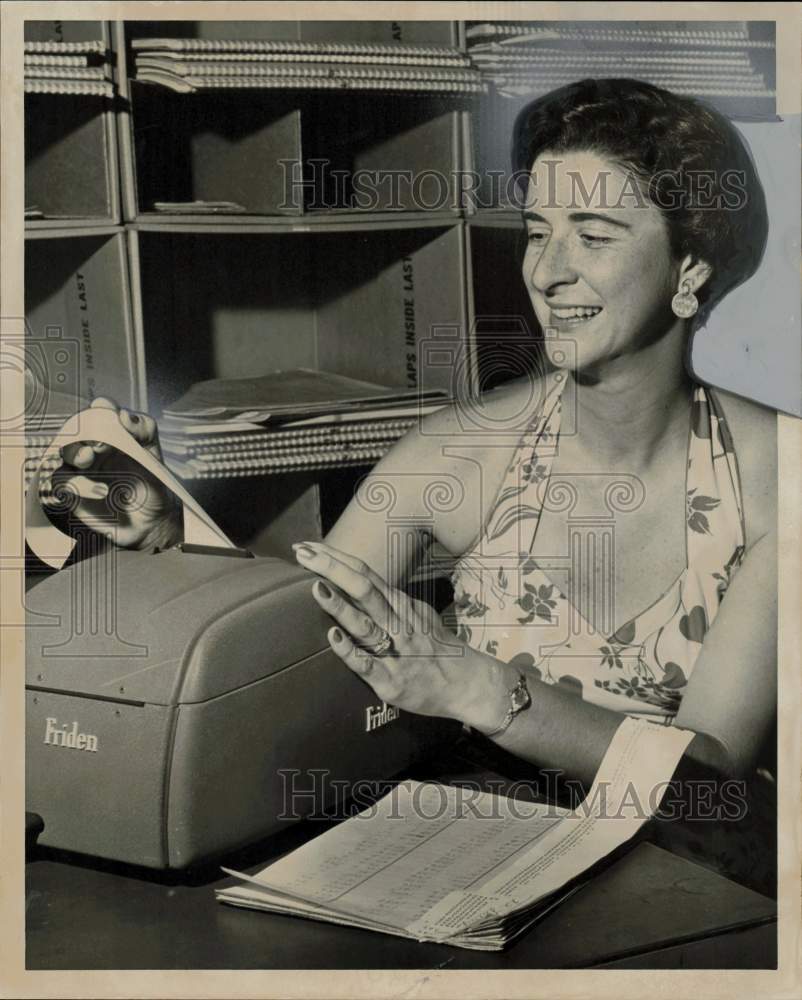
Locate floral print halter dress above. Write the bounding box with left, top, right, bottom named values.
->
left=450, top=373, right=746, bottom=720
left=449, top=373, right=776, bottom=897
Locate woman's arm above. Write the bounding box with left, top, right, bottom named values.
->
left=324, top=379, right=540, bottom=585
left=324, top=407, right=486, bottom=588
left=296, top=528, right=776, bottom=791
left=672, top=529, right=776, bottom=775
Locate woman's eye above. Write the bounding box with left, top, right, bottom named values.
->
left=580, top=233, right=612, bottom=247
left=526, top=231, right=549, bottom=246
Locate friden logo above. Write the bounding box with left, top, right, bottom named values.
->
left=365, top=701, right=400, bottom=733
left=43, top=717, right=99, bottom=752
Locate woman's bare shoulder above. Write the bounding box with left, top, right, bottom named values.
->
left=713, top=387, right=777, bottom=545
left=416, top=375, right=549, bottom=444
left=374, top=377, right=546, bottom=554
left=381, top=376, right=544, bottom=486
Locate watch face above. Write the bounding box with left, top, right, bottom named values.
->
left=511, top=682, right=531, bottom=712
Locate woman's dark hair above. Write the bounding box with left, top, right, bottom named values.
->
left=512, top=78, right=769, bottom=325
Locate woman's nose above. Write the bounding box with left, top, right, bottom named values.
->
left=528, top=235, right=579, bottom=294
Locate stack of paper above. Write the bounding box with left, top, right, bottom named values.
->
left=218, top=780, right=574, bottom=950
left=159, top=368, right=449, bottom=480
left=24, top=39, right=114, bottom=98
left=466, top=21, right=775, bottom=106
left=217, top=718, right=695, bottom=950
left=131, top=37, right=486, bottom=95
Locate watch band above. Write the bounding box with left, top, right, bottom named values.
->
left=483, top=671, right=532, bottom=738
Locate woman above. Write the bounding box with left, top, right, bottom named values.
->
left=53, top=79, right=777, bottom=894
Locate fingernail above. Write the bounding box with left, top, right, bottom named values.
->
left=91, top=482, right=109, bottom=499
left=295, top=544, right=315, bottom=560
left=331, top=628, right=343, bottom=643
left=315, top=581, right=332, bottom=600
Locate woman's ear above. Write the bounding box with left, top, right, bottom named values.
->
left=678, top=255, right=713, bottom=294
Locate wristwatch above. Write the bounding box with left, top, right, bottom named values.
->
left=483, top=672, right=532, bottom=738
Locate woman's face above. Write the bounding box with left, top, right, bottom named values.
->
left=523, top=149, right=682, bottom=373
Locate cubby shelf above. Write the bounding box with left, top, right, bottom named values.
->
left=24, top=21, right=120, bottom=229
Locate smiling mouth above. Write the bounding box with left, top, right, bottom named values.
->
left=549, top=306, right=603, bottom=325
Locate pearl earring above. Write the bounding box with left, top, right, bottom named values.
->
left=671, top=279, right=698, bottom=319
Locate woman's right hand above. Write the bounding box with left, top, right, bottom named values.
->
left=41, top=397, right=182, bottom=552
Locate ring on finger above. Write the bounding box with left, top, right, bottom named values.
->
left=360, top=626, right=394, bottom=657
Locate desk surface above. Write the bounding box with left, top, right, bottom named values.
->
left=26, top=839, right=776, bottom=970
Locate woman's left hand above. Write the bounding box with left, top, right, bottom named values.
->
left=292, top=540, right=503, bottom=725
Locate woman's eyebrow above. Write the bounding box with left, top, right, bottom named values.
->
left=569, top=211, right=632, bottom=230
left=521, top=210, right=632, bottom=231
left=522, top=211, right=550, bottom=224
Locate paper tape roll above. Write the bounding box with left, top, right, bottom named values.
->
left=26, top=403, right=237, bottom=569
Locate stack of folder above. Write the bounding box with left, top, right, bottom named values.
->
left=159, top=369, right=449, bottom=480
left=24, top=39, right=114, bottom=98
left=131, top=37, right=486, bottom=95
left=466, top=21, right=775, bottom=108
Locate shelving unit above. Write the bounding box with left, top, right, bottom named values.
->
left=25, top=17, right=780, bottom=556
